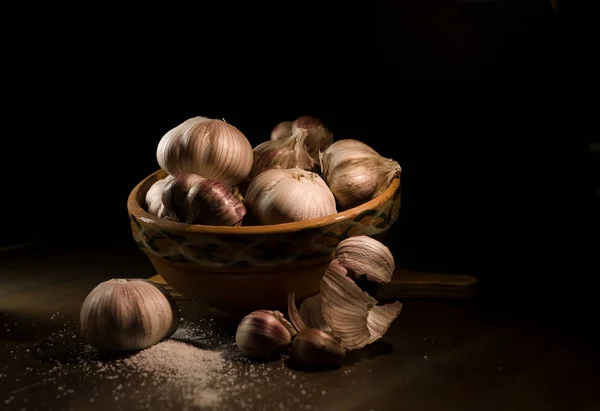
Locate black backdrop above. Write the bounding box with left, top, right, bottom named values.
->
left=2, top=1, right=593, bottom=306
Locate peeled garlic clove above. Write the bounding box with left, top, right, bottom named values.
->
left=321, top=139, right=401, bottom=210
left=320, top=260, right=402, bottom=350
left=161, top=173, right=246, bottom=226
left=235, top=310, right=297, bottom=361
left=145, top=175, right=174, bottom=216
left=334, top=235, right=395, bottom=283
left=246, top=168, right=337, bottom=225
left=156, top=116, right=254, bottom=186
left=80, top=279, right=180, bottom=352
left=292, top=115, right=334, bottom=163
left=250, top=128, right=318, bottom=178
left=290, top=328, right=346, bottom=370
left=270, top=120, right=293, bottom=141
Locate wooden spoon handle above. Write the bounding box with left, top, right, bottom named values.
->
left=371, top=269, right=480, bottom=300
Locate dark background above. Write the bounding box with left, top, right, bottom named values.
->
left=2, top=2, right=595, bottom=309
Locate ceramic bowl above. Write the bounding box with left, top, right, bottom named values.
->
left=127, top=169, right=401, bottom=319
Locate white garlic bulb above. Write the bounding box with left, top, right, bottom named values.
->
left=321, top=139, right=401, bottom=210
left=145, top=175, right=174, bottom=216
left=250, top=128, right=318, bottom=178
left=80, top=279, right=180, bottom=352
left=245, top=168, right=337, bottom=225
left=334, top=235, right=395, bottom=283
left=156, top=116, right=254, bottom=186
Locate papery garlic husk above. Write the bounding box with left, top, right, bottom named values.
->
left=245, top=168, right=337, bottom=225
left=156, top=116, right=254, bottom=186
left=250, top=128, right=319, bottom=178
left=290, top=260, right=402, bottom=351
left=288, top=292, right=331, bottom=333
left=292, top=115, right=334, bottom=164
left=161, top=173, right=246, bottom=226
left=321, top=139, right=401, bottom=210
left=334, top=235, right=395, bottom=283
left=235, top=310, right=297, bottom=361
left=290, top=328, right=346, bottom=370
left=320, top=260, right=402, bottom=350
left=270, top=120, right=293, bottom=141
left=80, top=279, right=180, bottom=352
left=145, top=175, right=174, bottom=216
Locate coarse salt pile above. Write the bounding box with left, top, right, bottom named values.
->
left=118, top=338, right=239, bottom=409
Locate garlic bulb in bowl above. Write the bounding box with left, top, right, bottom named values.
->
left=156, top=116, right=254, bottom=186
left=250, top=127, right=318, bottom=178
left=321, top=139, right=401, bottom=210
left=245, top=168, right=337, bottom=225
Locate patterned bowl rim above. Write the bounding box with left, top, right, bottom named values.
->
left=128, top=169, right=401, bottom=235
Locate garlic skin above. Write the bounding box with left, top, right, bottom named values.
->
left=235, top=310, right=297, bottom=360
left=290, top=328, right=346, bottom=370
left=145, top=175, right=174, bottom=216
left=80, top=279, right=180, bottom=352
left=156, top=116, right=254, bottom=186
left=288, top=259, right=402, bottom=351
left=321, top=139, right=401, bottom=210
left=320, top=260, right=402, bottom=350
left=161, top=173, right=247, bottom=226
left=291, top=116, right=334, bottom=164
left=251, top=128, right=318, bottom=178
left=270, top=120, right=293, bottom=141
left=334, top=235, right=395, bottom=283
left=288, top=292, right=330, bottom=333
left=245, top=168, right=337, bottom=225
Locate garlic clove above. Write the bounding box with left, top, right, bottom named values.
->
left=145, top=175, right=175, bottom=216
left=291, top=116, right=334, bottom=164
left=270, top=120, right=293, bottom=141
left=235, top=310, right=296, bottom=361
left=156, top=116, right=254, bottom=186
left=250, top=127, right=319, bottom=178
left=320, top=260, right=402, bottom=350
left=334, top=235, right=395, bottom=283
left=321, top=139, right=401, bottom=210
left=80, top=278, right=180, bottom=352
left=245, top=168, right=337, bottom=225
left=289, top=328, right=346, bottom=371
left=161, top=173, right=246, bottom=226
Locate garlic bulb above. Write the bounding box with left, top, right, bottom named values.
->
left=80, top=279, right=180, bottom=352
left=156, top=116, right=254, bottom=186
left=288, top=260, right=402, bottom=351
left=321, top=139, right=401, bottom=210
left=235, top=310, right=297, bottom=360
left=250, top=128, right=318, bottom=178
left=245, top=168, right=337, bottom=225
left=270, top=120, right=293, bottom=140
left=161, top=173, right=246, bottom=226
left=289, top=328, right=346, bottom=370
left=292, top=116, right=334, bottom=164
left=334, top=235, right=395, bottom=283
left=145, top=175, right=174, bottom=216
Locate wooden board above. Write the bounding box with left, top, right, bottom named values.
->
left=148, top=269, right=479, bottom=301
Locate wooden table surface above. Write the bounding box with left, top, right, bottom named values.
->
left=1, top=243, right=599, bottom=411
